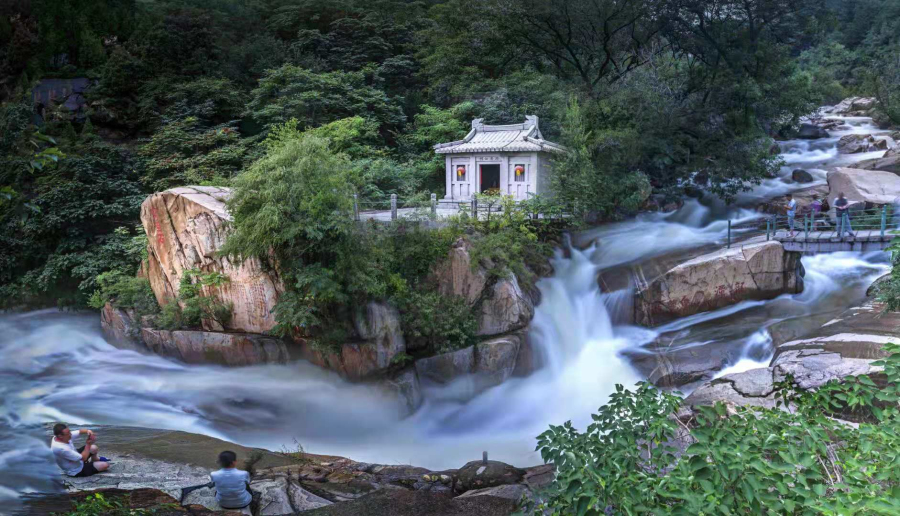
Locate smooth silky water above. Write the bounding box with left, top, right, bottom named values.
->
left=0, top=114, right=892, bottom=507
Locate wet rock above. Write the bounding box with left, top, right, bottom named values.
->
left=855, top=154, right=900, bottom=174
left=634, top=241, right=803, bottom=327
left=298, top=302, right=406, bottom=380
left=254, top=476, right=331, bottom=515
left=141, top=187, right=282, bottom=333
left=456, top=484, right=528, bottom=502
left=826, top=97, right=876, bottom=115
left=474, top=333, right=522, bottom=388
left=837, top=134, right=888, bottom=154
left=478, top=275, right=534, bottom=336
left=512, top=332, right=543, bottom=377
left=827, top=167, right=900, bottom=205
left=457, top=460, right=525, bottom=492
left=866, top=272, right=891, bottom=298
left=435, top=237, right=488, bottom=306
left=415, top=346, right=474, bottom=384
left=791, top=169, right=814, bottom=183
left=100, top=303, right=143, bottom=348
left=140, top=328, right=293, bottom=366
left=378, top=367, right=423, bottom=415
left=684, top=301, right=897, bottom=410
left=796, top=123, right=830, bottom=140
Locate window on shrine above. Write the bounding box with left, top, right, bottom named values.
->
left=455, top=164, right=466, bottom=181
left=514, top=164, right=526, bottom=182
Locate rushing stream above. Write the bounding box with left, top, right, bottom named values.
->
left=0, top=114, right=894, bottom=507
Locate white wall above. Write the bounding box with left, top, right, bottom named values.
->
left=444, top=152, right=543, bottom=200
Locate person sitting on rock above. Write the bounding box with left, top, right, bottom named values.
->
left=210, top=450, right=252, bottom=510
left=50, top=424, right=110, bottom=477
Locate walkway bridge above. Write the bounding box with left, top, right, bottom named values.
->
left=763, top=207, right=897, bottom=253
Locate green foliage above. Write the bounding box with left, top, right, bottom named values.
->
left=87, top=271, right=158, bottom=320
left=178, top=268, right=233, bottom=329
left=529, top=344, right=900, bottom=515
left=876, top=237, right=900, bottom=311
left=64, top=492, right=173, bottom=516
left=245, top=65, right=406, bottom=135
left=398, top=290, right=478, bottom=353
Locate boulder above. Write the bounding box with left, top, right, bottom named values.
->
left=866, top=272, right=892, bottom=298
left=100, top=303, right=143, bottom=349
left=855, top=154, right=900, bottom=175
left=837, top=134, right=888, bottom=154
left=512, top=332, right=543, bottom=377
left=796, top=123, right=829, bottom=140
left=634, top=241, right=803, bottom=327
left=297, top=302, right=406, bottom=380
left=827, top=97, right=876, bottom=115
left=140, top=328, right=293, bottom=366
left=684, top=301, right=897, bottom=410
left=456, top=484, right=528, bottom=502
left=253, top=476, right=331, bottom=514
left=435, top=238, right=488, bottom=306
left=791, top=169, right=814, bottom=183
left=378, top=367, right=424, bottom=415
left=826, top=167, right=900, bottom=205
left=474, top=333, right=523, bottom=388
left=141, top=187, right=282, bottom=333
left=478, top=275, right=533, bottom=336
left=457, top=460, right=525, bottom=492
left=414, top=346, right=474, bottom=384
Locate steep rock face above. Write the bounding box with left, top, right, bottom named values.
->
left=436, top=238, right=489, bottom=306
left=478, top=275, right=534, bottom=336
left=827, top=167, right=900, bottom=206
left=684, top=301, right=895, bottom=409
left=100, top=303, right=143, bottom=349
left=475, top=332, right=524, bottom=388
left=635, top=241, right=802, bottom=327
left=415, top=346, right=475, bottom=384
left=141, top=328, right=294, bottom=366
left=141, top=186, right=282, bottom=333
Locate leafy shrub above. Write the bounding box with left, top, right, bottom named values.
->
left=398, top=291, right=478, bottom=354
left=65, top=492, right=168, bottom=516
left=529, top=345, right=900, bottom=515
left=87, top=270, right=158, bottom=317
left=177, top=269, right=233, bottom=329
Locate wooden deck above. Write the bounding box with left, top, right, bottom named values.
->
left=773, top=229, right=893, bottom=253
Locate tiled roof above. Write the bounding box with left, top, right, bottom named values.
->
left=434, top=116, right=565, bottom=154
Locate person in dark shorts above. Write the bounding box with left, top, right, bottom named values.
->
left=50, top=424, right=110, bottom=477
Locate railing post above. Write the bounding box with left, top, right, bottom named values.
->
left=727, top=219, right=731, bottom=248
left=882, top=205, right=887, bottom=239
left=766, top=218, right=770, bottom=241
left=390, top=193, right=397, bottom=221
left=353, top=194, right=359, bottom=221
left=472, top=197, right=478, bottom=220
left=805, top=214, right=810, bottom=241
left=431, top=193, right=437, bottom=217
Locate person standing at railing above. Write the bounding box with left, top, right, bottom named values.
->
left=834, top=192, right=856, bottom=238
left=810, top=194, right=827, bottom=229
left=785, top=193, right=797, bottom=238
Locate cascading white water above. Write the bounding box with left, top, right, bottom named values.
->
left=1, top=111, right=895, bottom=509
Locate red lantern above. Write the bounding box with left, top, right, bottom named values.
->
left=457, top=166, right=466, bottom=177
left=515, top=165, right=525, bottom=176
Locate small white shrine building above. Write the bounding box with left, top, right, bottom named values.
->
left=434, top=115, right=565, bottom=201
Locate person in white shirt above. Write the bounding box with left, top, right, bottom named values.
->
left=50, top=423, right=110, bottom=477
left=785, top=193, right=798, bottom=237
left=210, top=450, right=253, bottom=509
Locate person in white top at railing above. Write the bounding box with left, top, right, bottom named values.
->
left=834, top=192, right=856, bottom=238
left=785, top=193, right=797, bottom=237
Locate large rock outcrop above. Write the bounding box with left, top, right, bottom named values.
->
left=414, top=331, right=530, bottom=391
left=141, top=187, right=282, bottom=333
left=825, top=97, right=877, bottom=115
left=635, top=241, right=803, bottom=327
left=826, top=167, right=900, bottom=206
left=683, top=301, right=896, bottom=410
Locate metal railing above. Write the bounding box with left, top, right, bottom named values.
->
left=352, top=193, right=567, bottom=222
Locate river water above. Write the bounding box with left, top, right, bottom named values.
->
left=0, top=115, right=893, bottom=508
